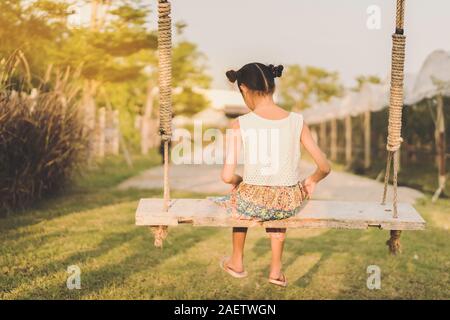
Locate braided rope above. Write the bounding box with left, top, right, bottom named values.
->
left=382, top=0, right=406, bottom=222
left=151, top=0, right=172, bottom=248
left=396, top=0, right=405, bottom=31
left=158, top=0, right=172, bottom=142
left=387, top=34, right=406, bottom=153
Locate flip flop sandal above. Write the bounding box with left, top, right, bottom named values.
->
left=220, top=257, right=248, bottom=278
left=269, top=273, right=287, bottom=287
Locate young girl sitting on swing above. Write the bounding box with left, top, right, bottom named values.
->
left=211, top=62, right=330, bottom=287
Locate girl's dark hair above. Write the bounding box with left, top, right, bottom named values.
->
left=226, top=63, right=284, bottom=95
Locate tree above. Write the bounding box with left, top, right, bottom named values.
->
left=0, top=0, right=73, bottom=88
left=279, top=65, right=343, bottom=111
left=57, top=0, right=157, bottom=83
left=353, top=75, right=381, bottom=91
left=70, top=1, right=211, bottom=116
left=0, top=0, right=212, bottom=148
left=172, top=41, right=211, bottom=116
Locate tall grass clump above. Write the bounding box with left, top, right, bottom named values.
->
left=0, top=52, right=85, bottom=214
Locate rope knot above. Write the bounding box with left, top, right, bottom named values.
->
left=386, top=137, right=403, bottom=152
left=386, top=230, right=402, bottom=255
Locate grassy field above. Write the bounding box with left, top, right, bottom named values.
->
left=0, top=153, right=449, bottom=299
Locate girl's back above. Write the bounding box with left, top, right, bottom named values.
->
left=238, top=111, right=304, bottom=186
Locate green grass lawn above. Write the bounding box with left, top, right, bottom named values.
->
left=0, top=153, right=449, bottom=299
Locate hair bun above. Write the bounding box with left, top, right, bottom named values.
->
left=269, top=64, right=284, bottom=78
left=226, top=70, right=238, bottom=83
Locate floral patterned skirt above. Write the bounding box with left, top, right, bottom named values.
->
left=209, top=182, right=307, bottom=221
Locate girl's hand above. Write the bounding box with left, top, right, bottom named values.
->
left=231, top=175, right=243, bottom=192
left=302, top=176, right=317, bottom=199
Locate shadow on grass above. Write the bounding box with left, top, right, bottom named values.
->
left=252, top=228, right=366, bottom=288
left=249, top=197, right=446, bottom=292
left=6, top=212, right=449, bottom=299
left=14, top=226, right=219, bottom=299
left=0, top=188, right=210, bottom=235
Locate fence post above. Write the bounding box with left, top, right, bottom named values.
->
left=364, top=111, right=371, bottom=169
left=319, top=122, right=327, bottom=152
left=311, top=126, right=319, bottom=145
left=345, top=115, right=352, bottom=166
left=432, top=94, right=447, bottom=202
left=330, top=118, right=337, bottom=161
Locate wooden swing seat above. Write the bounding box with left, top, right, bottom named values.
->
left=136, top=198, right=425, bottom=230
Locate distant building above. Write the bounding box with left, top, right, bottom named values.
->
left=173, top=88, right=249, bottom=128
left=194, top=88, right=249, bottom=117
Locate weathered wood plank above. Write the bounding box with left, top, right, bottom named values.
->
left=135, top=198, right=426, bottom=230
left=135, top=199, right=179, bottom=226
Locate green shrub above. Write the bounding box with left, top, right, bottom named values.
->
left=0, top=90, right=85, bottom=214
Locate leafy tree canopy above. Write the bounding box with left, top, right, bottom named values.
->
left=279, top=65, right=343, bottom=111
left=353, top=74, right=381, bottom=91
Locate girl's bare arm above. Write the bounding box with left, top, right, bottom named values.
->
left=221, top=119, right=243, bottom=187
left=300, top=123, right=331, bottom=196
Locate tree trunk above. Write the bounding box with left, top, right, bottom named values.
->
left=120, top=132, right=133, bottom=169
left=82, top=80, right=97, bottom=165
left=97, top=0, right=111, bottom=29
left=112, top=110, right=120, bottom=155
left=96, top=107, right=106, bottom=158
left=90, top=0, right=99, bottom=30
left=141, top=84, right=158, bottom=155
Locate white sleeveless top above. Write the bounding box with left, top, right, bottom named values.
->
left=238, top=112, right=304, bottom=186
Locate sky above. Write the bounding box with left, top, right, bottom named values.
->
left=74, top=0, right=450, bottom=89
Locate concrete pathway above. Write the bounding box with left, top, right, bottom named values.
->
left=118, top=161, right=423, bottom=204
